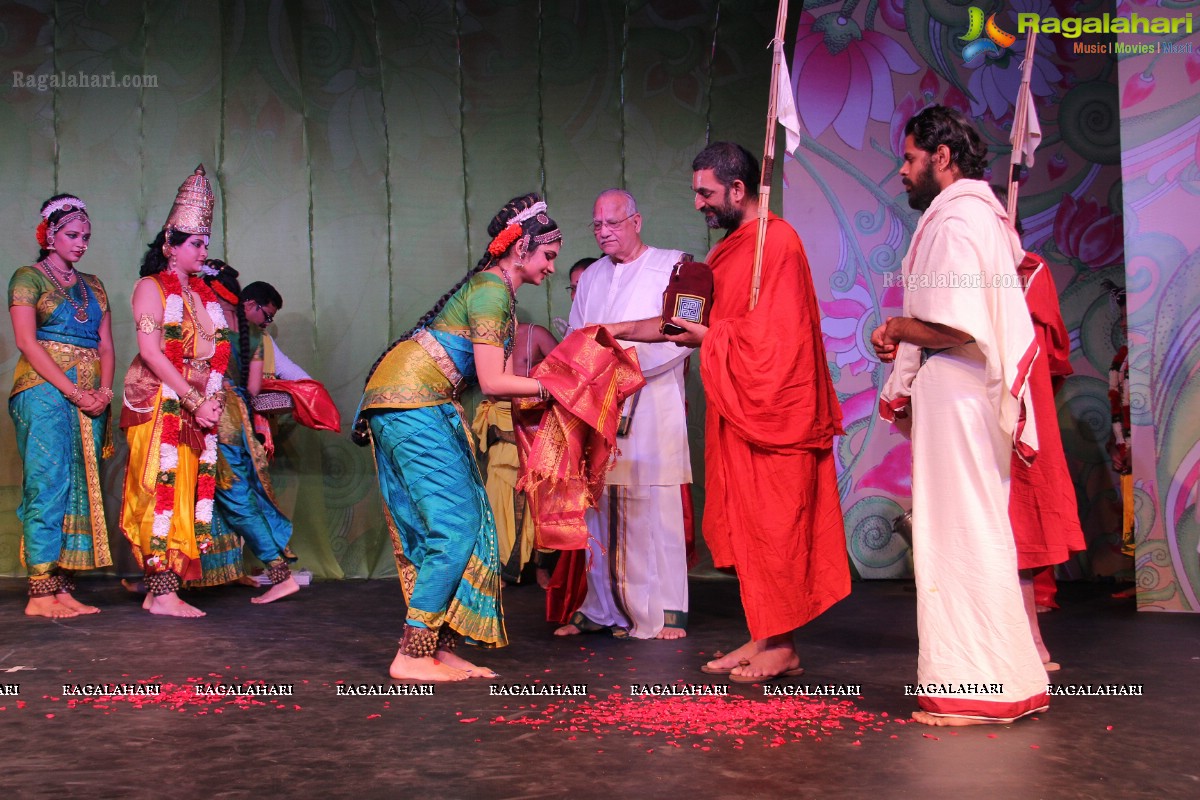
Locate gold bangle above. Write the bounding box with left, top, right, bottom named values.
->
left=181, top=388, right=203, bottom=413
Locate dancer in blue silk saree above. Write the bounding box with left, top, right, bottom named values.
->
left=8, top=194, right=114, bottom=618
left=355, top=193, right=561, bottom=682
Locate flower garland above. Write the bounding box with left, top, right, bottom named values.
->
left=147, top=270, right=233, bottom=571
left=487, top=223, right=523, bottom=256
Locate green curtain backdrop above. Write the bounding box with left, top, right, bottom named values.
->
left=0, top=0, right=778, bottom=578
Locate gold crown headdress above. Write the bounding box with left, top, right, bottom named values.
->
left=163, top=164, right=214, bottom=236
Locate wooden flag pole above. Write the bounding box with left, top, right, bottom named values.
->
left=1007, top=29, right=1039, bottom=221
left=749, top=0, right=789, bottom=311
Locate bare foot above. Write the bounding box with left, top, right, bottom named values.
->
left=655, top=626, right=687, bottom=640
left=146, top=592, right=206, bottom=618
left=911, top=711, right=997, bottom=727
left=121, top=578, right=146, bottom=594
left=388, top=652, right=469, bottom=682
left=702, top=639, right=762, bottom=673
left=554, top=623, right=581, bottom=636
left=435, top=649, right=498, bottom=678
left=55, top=593, right=100, bottom=614
left=236, top=575, right=260, bottom=587
left=536, top=568, right=551, bottom=589
left=251, top=577, right=299, bottom=605
left=25, top=595, right=80, bottom=618
left=730, top=646, right=802, bottom=681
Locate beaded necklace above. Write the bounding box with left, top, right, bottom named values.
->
left=498, top=268, right=517, bottom=367
left=39, top=259, right=91, bottom=323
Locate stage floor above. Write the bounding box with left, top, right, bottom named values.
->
left=1, top=576, right=1195, bottom=799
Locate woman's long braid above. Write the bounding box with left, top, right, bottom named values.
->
left=361, top=251, right=494, bottom=389
left=352, top=193, right=551, bottom=446
left=235, top=300, right=251, bottom=390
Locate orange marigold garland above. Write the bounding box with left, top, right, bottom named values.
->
left=146, top=271, right=233, bottom=573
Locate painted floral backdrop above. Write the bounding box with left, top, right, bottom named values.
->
left=1114, top=3, right=1200, bottom=611
left=785, top=0, right=1133, bottom=580
left=0, top=0, right=778, bottom=578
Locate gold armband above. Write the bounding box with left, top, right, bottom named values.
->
left=136, top=314, right=159, bottom=335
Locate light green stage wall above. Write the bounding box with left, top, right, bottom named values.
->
left=0, top=0, right=779, bottom=578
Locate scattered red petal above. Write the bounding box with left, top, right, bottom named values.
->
left=459, top=718, right=478, bottom=723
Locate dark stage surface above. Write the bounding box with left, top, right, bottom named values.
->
left=1, top=576, right=1196, bottom=800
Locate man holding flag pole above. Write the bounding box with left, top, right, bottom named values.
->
left=604, top=1, right=848, bottom=683
left=872, top=104, right=1049, bottom=725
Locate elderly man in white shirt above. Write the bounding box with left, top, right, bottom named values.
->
left=554, top=189, right=693, bottom=639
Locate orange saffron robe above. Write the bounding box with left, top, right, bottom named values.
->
left=1010, top=253, right=1086, bottom=569
left=700, top=214, right=849, bottom=639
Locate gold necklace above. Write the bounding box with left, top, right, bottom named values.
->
left=39, top=259, right=90, bottom=323
left=179, top=277, right=217, bottom=343
left=498, top=268, right=517, bottom=366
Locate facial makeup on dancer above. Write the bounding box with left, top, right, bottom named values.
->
left=168, top=235, right=210, bottom=274
left=515, top=241, right=560, bottom=287
left=51, top=218, right=91, bottom=265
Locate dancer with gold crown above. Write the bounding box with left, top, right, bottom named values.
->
left=355, top=193, right=561, bottom=681
left=120, top=166, right=239, bottom=618
left=8, top=194, right=114, bottom=617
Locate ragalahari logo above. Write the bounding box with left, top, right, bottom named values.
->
left=960, top=6, right=1017, bottom=66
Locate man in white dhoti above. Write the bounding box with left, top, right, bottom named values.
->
left=554, top=189, right=693, bottom=639
left=872, top=106, right=1049, bottom=725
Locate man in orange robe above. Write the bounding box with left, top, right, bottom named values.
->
left=1011, top=250, right=1086, bottom=666
left=618, top=142, right=848, bottom=681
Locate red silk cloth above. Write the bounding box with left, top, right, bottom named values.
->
left=259, top=378, right=343, bottom=433
left=699, top=214, right=849, bottom=639
left=513, top=325, right=645, bottom=551
left=545, top=549, right=588, bottom=624
left=1009, top=253, right=1086, bottom=569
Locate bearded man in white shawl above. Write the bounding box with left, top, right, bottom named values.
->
left=870, top=106, right=1049, bottom=726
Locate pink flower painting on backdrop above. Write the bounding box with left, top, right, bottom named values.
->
left=820, top=273, right=876, bottom=376
left=859, top=440, right=913, bottom=498
left=967, top=1, right=1062, bottom=121
left=1053, top=194, right=1125, bottom=269
left=792, top=11, right=919, bottom=150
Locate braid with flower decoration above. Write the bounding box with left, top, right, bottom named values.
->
left=351, top=192, right=559, bottom=445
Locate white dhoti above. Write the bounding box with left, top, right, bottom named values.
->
left=911, top=344, right=1048, bottom=721
left=881, top=180, right=1048, bottom=721
left=575, top=485, right=688, bottom=638
left=567, top=245, right=695, bottom=639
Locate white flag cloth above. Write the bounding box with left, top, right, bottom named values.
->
left=1010, top=79, right=1041, bottom=166
left=777, top=47, right=801, bottom=156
